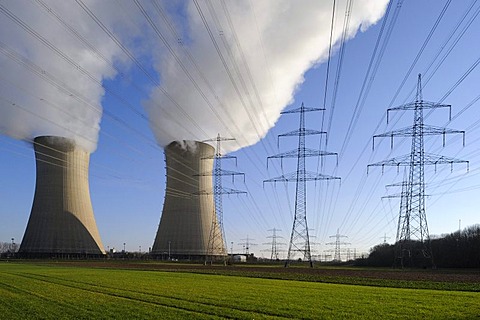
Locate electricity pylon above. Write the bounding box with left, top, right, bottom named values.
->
left=382, top=169, right=411, bottom=265
left=264, top=228, right=286, bottom=260
left=264, top=103, right=340, bottom=267
left=197, top=134, right=246, bottom=264
left=380, top=234, right=391, bottom=244
left=326, top=229, right=350, bottom=262
left=239, top=235, right=257, bottom=255
left=368, top=74, right=468, bottom=268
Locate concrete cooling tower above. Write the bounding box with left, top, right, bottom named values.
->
left=18, top=136, right=105, bottom=257
left=151, top=140, right=225, bottom=260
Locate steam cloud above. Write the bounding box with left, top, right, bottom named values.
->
left=145, top=0, right=389, bottom=153
left=0, top=0, right=126, bottom=152
left=0, top=1, right=388, bottom=154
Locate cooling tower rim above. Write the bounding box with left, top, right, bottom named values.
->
left=166, top=140, right=215, bottom=153
left=33, top=135, right=78, bottom=152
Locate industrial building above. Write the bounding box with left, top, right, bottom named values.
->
left=18, top=136, right=105, bottom=257
left=151, top=140, right=225, bottom=260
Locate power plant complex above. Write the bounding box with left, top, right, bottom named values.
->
left=18, top=136, right=105, bottom=257
left=16, top=137, right=224, bottom=260
left=151, top=140, right=226, bottom=259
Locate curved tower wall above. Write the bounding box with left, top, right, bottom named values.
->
left=19, top=136, right=105, bottom=256
left=151, top=140, right=225, bottom=258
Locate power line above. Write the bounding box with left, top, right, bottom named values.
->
left=368, top=75, right=468, bottom=268
left=196, top=134, right=246, bottom=264
left=264, top=228, right=285, bottom=260
left=326, top=228, right=350, bottom=262
left=264, top=103, right=340, bottom=267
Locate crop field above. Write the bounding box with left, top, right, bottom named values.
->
left=0, top=261, right=479, bottom=319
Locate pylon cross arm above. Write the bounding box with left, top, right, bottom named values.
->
left=367, top=155, right=411, bottom=173
left=279, top=129, right=327, bottom=137
left=217, top=187, right=247, bottom=195
left=281, top=105, right=325, bottom=114
left=386, top=101, right=451, bottom=118
left=268, top=148, right=338, bottom=159
left=263, top=171, right=340, bottom=184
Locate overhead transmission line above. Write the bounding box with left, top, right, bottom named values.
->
left=0, top=0, right=284, bottom=234
left=158, top=0, right=288, bottom=231
left=312, top=0, right=337, bottom=239
left=331, top=0, right=478, bottom=247
left=313, top=0, right=353, bottom=242
left=28, top=0, right=264, bottom=189
left=148, top=0, right=281, bottom=185
left=317, top=0, right=402, bottom=243
left=399, top=0, right=480, bottom=106
left=337, top=0, right=398, bottom=161
left=325, top=0, right=354, bottom=139
left=386, top=0, right=452, bottom=110
left=0, top=3, right=201, bottom=145
left=356, top=1, right=480, bottom=228
left=192, top=0, right=264, bottom=138
left=72, top=0, right=210, bottom=139
left=191, top=0, right=294, bottom=228
left=0, top=37, right=166, bottom=157
left=335, top=0, right=469, bottom=243
left=148, top=0, right=285, bottom=226
left=0, top=44, right=203, bottom=193
left=220, top=0, right=273, bottom=135
left=133, top=0, right=236, bottom=136
left=193, top=0, right=281, bottom=160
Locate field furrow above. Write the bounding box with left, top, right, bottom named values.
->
left=2, top=270, right=289, bottom=319
left=1, top=262, right=479, bottom=319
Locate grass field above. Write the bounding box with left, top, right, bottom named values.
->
left=0, top=262, right=479, bottom=319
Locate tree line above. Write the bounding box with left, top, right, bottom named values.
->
left=359, top=224, right=480, bottom=268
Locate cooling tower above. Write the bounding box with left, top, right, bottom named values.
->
left=18, top=136, right=105, bottom=257
left=151, top=140, right=225, bottom=259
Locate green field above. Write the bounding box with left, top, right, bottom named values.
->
left=0, top=262, right=479, bottom=319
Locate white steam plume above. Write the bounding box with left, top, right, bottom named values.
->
left=144, top=0, right=389, bottom=153
left=0, top=0, right=127, bottom=152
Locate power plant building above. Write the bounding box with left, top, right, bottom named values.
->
left=18, top=136, right=105, bottom=257
left=151, top=140, right=225, bottom=259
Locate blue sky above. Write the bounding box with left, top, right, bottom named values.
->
left=1, top=0, right=479, bottom=260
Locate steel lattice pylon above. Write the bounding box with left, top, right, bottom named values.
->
left=264, top=103, right=340, bottom=267
left=196, top=134, right=246, bottom=264
left=265, top=228, right=285, bottom=260
left=369, top=74, right=468, bottom=268
left=382, top=170, right=410, bottom=251
left=326, top=229, right=350, bottom=262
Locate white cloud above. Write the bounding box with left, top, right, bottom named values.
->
left=144, top=0, right=389, bottom=152
left=0, top=0, right=126, bottom=152
left=0, top=0, right=389, bottom=153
